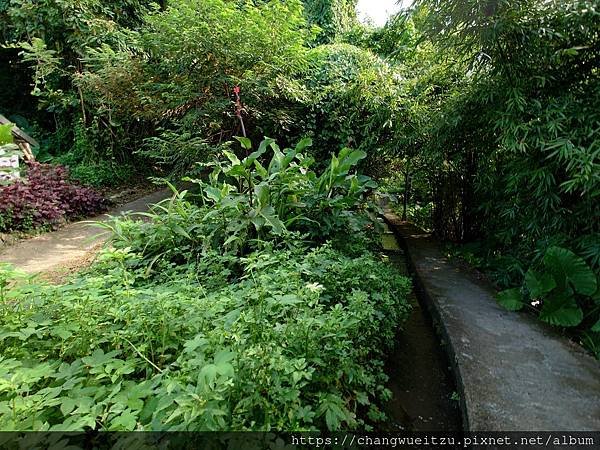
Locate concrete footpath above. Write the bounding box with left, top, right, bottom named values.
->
left=0, top=188, right=172, bottom=275
left=385, top=212, right=600, bottom=431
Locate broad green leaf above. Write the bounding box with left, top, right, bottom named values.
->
left=338, top=149, right=367, bottom=174
left=244, top=137, right=273, bottom=168
left=539, top=292, right=583, bottom=327
left=220, top=183, right=234, bottom=197
left=198, top=364, right=218, bottom=388
left=253, top=160, right=268, bottom=178
left=214, top=350, right=235, bottom=365
left=348, top=176, right=360, bottom=195
left=261, top=214, right=285, bottom=235
left=524, top=270, right=556, bottom=298
left=126, top=397, right=144, bottom=411
left=172, top=224, right=191, bottom=240
left=274, top=294, right=301, bottom=305
left=223, top=235, right=239, bottom=247
left=214, top=350, right=235, bottom=378
left=154, top=394, right=176, bottom=413
left=215, top=361, right=234, bottom=378
left=52, top=327, right=73, bottom=340
left=254, top=183, right=269, bottom=207
left=204, top=186, right=222, bottom=203
left=496, top=288, right=524, bottom=311
left=294, top=137, right=312, bottom=153
left=267, top=142, right=285, bottom=174
left=317, top=396, right=348, bottom=431
left=325, top=407, right=342, bottom=430
left=209, top=166, right=222, bottom=184
left=543, top=247, right=596, bottom=295
left=281, top=149, right=297, bottom=170
left=60, top=398, right=77, bottom=416
left=591, top=318, right=600, bottom=332
left=183, top=335, right=208, bottom=354
left=222, top=308, right=242, bottom=329
left=109, top=410, right=137, bottom=431
left=0, top=124, right=13, bottom=145
left=233, top=136, right=251, bottom=150
left=343, top=149, right=367, bottom=166
left=337, top=147, right=350, bottom=160
left=259, top=206, right=285, bottom=235
left=226, top=164, right=247, bottom=178
left=250, top=215, right=266, bottom=230
left=222, top=150, right=241, bottom=166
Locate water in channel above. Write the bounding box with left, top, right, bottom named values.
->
left=380, top=226, right=462, bottom=432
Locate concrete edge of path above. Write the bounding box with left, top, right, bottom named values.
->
left=384, top=212, right=600, bottom=432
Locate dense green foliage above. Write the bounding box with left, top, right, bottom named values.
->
left=300, top=44, right=399, bottom=164
left=0, top=138, right=411, bottom=431
left=1, top=0, right=400, bottom=180
left=1, top=0, right=314, bottom=178
left=362, top=1, right=599, bottom=350
left=1, top=0, right=396, bottom=178
left=2, top=1, right=599, bottom=437
left=0, top=247, right=409, bottom=430
left=102, top=138, right=379, bottom=261
left=303, top=0, right=358, bottom=44
left=78, top=0, right=310, bottom=153
left=0, top=0, right=155, bottom=159
left=396, top=0, right=599, bottom=263
left=497, top=247, right=599, bottom=345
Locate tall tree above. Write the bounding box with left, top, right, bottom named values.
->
left=303, top=0, right=358, bottom=43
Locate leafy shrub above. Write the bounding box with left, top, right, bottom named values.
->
left=496, top=246, right=600, bottom=352
left=67, top=161, right=136, bottom=188
left=0, top=132, right=414, bottom=430
left=53, top=130, right=138, bottom=188
left=138, top=129, right=217, bottom=178
left=100, top=137, right=380, bottom=266
left=1, top=1, right=156, bottom=164
left=0, top=243, right=411, bottom=431
left=299, top=44, right=400, bottom=162
left=73, top=0, right=312, bottom=168
left=303, top=0, right=358, bottom=44
left=0, top=163, right=108, bottom=232
left=394, top=0, right=600, bottom=253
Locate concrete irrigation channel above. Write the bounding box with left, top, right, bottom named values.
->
left=384, top=211, right=600, bottom=432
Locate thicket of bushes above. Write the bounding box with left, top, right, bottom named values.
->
left=0, top=138, right=411, bottom=431
left=1, top=0, right=394, bottom=178
left=362, top=0, right=599, bottom=352
left=0, top=0, right=597, bottom=421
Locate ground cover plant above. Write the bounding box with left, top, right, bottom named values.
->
left=0, top=138, right=412, bottom=431
left=0, top=163, right=108, bottom=232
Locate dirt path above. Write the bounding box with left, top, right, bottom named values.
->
left=0, top=188, right=172, bottom=275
